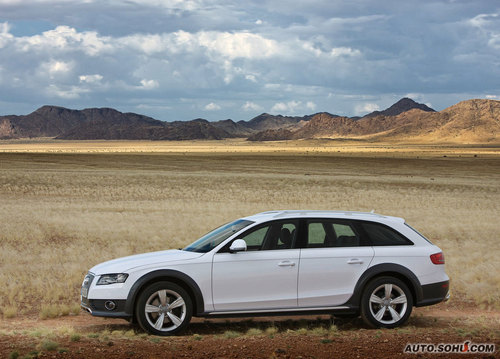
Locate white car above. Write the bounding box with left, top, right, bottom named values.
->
left=81, top=211, right=450, bottom=335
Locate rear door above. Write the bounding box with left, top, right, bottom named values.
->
left=298, top=219, right=374, bottom=307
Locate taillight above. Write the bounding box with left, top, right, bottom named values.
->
left=430, top=252, right=445, bottom=265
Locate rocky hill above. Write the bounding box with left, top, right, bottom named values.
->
left=409, top=99, right=500, bottom=143
left=0, top=106, right=87, bottom=138
left=0, top=98, right=498, bottom=143
left=247, top=128, right=295, bottom=141
left=364, top=97, right=435, bottom=117
left=242, top=113, right=315, bottom=132
left=212, top=119, right=254, bottom=137
left=0, top=106, right=231, bottom=140
left=246, top=99, right=499, bottom=143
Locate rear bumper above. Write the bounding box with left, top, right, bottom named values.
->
left=416, top=280, right=450, bottom=307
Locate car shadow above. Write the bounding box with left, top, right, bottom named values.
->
left=184, top=313, right=441, bottom=335
left=82, top=311, right=441, bottom=336
left=186, top=315, right=346, bottom=335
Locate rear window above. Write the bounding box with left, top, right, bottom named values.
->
left=362, top=222, right=413, bottom=246
left=404, top=223, right=433, bottom=244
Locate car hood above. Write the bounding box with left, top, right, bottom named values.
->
left=89, top=249, right=204, bottom=275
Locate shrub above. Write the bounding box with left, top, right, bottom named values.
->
left=70, top=334, right=81, bottom=342
left=40, top=340, right=59, bottom=351
left=223, top=330, right=240, bottom=339
left=3, top=306, right=17, bottom=319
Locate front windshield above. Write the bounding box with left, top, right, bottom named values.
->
left=183, top=219, right=254, bottom=253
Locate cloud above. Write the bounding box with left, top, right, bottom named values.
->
left=43, top=59, right=72, bottom=75
left=329, top=47, right=361, bottom=57
left=0, top=1, right=498, bottom=121
left=116, top=0, right=203, bottom=12
left=0, top=22, right=13, bottom=48
left=488, top=33, right=500, bottom=49
left=245, top=74, right=257, bottom=82
left=196, top=31, right=280, bottom=60
left=300, top=41, right=362, bottom=59
left=121, top=33, right=167, bottom=55
left=46, top=84, right=88, bottom=99
left=242, top=101, right=262, bottom=111
left=404, top=93, right=426, bottom=102
left=468, top=13, right=499, bottom=29
left=306, top=101, right=316, bottom=111
left=271, top=100, right=302, bottom=114
left=139, top=79, right=159, bottom=90
left=467, top=13, right=500, bottom=50
left=0, top=0, right=86, bottom=4
left=79, top=74, right=103, bottom=84
left=0, top=22, right=10, bottom=33
left=119, top=30, right=281, bottom=59
left=136, top=103, right=172, bottom=110
left=204, top=102, right=221, bottom=110
left=37, top=59, right=74, bottom=81
left=17, top=26, right=112, bottom=56
left=354, top=103, right=379, bottom=116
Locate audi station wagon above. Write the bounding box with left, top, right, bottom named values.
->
left=81, top=211, right=450, bottom=335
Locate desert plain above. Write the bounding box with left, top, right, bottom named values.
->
left=0, top=139, right=499, bottom=358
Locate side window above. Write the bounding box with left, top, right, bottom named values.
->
left=233, top=221, right=298, bottom=251
left=362, top=222, right=413, bottom=246
left=333, top=223, right=360, bottom=247
left=306, top=220, right=360, bottom=247
left=275, top=223, right=297, bottom=249
left=240, top=226, right=270, bottom=251
left=307, top=222, right=326, bottom=247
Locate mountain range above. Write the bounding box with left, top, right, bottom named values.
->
left=0, top=98, right=499, bottom=143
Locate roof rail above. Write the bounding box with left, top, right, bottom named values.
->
left=269, top=210, right=385, bottom=218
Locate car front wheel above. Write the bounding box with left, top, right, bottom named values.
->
left=361, top=276, right=413, bottom=328
left=135, top=281, right=192, bottom=335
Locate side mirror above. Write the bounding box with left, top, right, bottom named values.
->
left=229, top=239, right=247, bottom=253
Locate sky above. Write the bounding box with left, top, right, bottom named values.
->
left=0, top=0, right=499, bottom=122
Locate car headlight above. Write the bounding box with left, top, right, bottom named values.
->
left=96, top=273, right=128, bottom=285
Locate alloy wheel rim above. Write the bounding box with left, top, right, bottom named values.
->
left=368, top=283, right=407, bottom=325
left=145, top=289, right=186, bottom=331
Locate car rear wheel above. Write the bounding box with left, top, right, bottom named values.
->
left=135, top=281, right=192, bottom=335
left=361, top=276, right=413, bottom=328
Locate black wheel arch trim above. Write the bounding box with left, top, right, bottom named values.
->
left=344, top=263, right=423, bottom=308
left=124, top=270, right=205, bottom=316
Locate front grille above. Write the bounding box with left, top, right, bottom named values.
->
left=81, top=273, right=94, bottom=299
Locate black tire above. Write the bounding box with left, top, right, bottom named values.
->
left=135, top=281, right=192, bottom=336
left=360, top=276, right=413, bottom=328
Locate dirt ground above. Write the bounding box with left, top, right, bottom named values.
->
left=1, top=303, right=498, bottom=359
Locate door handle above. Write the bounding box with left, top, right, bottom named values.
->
left=347, top=258, right=363, bottom=264
left=278, top=261, right=296, bottom=267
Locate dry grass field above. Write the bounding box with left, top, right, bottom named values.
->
left=0, top=139, right=499, bottom=322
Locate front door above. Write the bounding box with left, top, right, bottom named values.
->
left=212, top=220, right=300, bottom=311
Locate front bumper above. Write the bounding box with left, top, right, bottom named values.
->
left=80, top=272, right=131, bottom=319
left=416, top=280, right=450, bottom=307
left=80, top=297, right=130, bottom=319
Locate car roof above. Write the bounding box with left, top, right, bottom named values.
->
left=241, top=210, right=405, bottom=225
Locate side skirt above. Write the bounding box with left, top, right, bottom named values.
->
left=197, top=306, right=358, bottom=318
